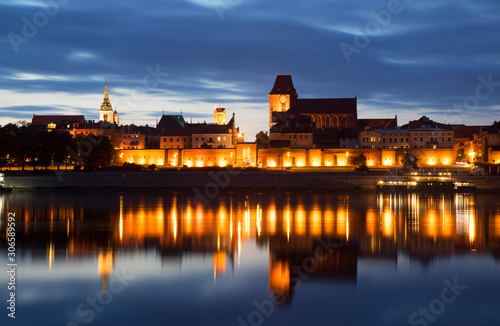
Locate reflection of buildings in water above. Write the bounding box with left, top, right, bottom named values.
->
left=98, top=248, right=114, bottom=298
left=268, top=237, right=357, bottom=304
left=370, top=193, right=492, bottom=264
left=4, top=191, right=500, bottom=295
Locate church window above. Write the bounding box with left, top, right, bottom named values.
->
left=163, top=138, right=166, bottom=142
left=170, top=138, right=173, bottom=142
left=341, top=116, right=347, bottom=128
left=177, top=138, right=179, bottom=142
left=196, top=137, right=198, bottom=141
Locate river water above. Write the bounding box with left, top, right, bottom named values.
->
left=1, top=191, right=499, bottom=325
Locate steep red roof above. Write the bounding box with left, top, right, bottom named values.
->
left=289, top=98, right=357, bottom=115
left=454, top=125, right=488, bottom=139
left=358, top=118, right=397, bottom=129
left=190, top=123, right=232, bottom=134
left=31, top=115, right=85, bottom=125
left=269, top=75, right=297, bottom=95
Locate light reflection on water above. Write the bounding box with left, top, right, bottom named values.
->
left=1, top=191, right=499, bottom=326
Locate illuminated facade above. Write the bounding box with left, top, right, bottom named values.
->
left=410, top=127, right=454, bottom=149
left=214, top=107, right=227, bottom=125
left=117, top=149, right=165, bottom=166
left=115, top=147, right=455, bottom=168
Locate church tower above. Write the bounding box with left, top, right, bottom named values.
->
left=214, top=107, right=226, bottom=125
left=269, top=75, right=298, bottom=129
left=100, top=82, right=117, bottom=124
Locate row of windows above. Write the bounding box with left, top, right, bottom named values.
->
left=415, top=132, right=453, bottom=136
left=161, top=136, right=229, bottom=143
left=288, top=134, right=309, bottom=139
left=194, top=136, right=227, bottom=142
left=163, top=137, right=188, bottom=143
left=362, top=136, right=452, bottom=143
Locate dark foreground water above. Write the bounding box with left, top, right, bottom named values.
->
left=0, top=191, right=499, bottom=326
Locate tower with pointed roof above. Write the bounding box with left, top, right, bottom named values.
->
left=100, top=83, right=118, bottom=124
left=269, top=75, right=298, bottom=129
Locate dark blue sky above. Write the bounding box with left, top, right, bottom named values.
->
left=1, top=0, right=499, bottom=138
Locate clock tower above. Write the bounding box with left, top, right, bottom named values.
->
left=269, top=75, right=297, bottom=129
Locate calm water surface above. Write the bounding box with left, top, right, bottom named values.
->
left=1, top=191, right=499, bottom=326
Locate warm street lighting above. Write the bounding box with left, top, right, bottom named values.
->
left=469, top=150, right=475, bottom=162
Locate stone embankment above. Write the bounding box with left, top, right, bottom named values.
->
left=3, top=171, right=500, bottom=192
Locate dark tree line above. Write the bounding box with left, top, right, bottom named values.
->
left=0, top=122, right=115, bottom=170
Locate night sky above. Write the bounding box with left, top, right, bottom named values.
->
left=1, top=0, right=499, bottom=139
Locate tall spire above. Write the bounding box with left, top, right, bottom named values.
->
left=100, top=82, right=113, bottom=111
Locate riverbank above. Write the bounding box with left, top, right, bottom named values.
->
left=2, top=170, right=500, bottom=192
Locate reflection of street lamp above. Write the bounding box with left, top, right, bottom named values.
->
left=346, top=152, right=349, bottom=165
left=230, top=152, right=233, bottom=165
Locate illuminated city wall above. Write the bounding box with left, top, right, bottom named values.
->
left=490, top=150, right=500, bottom=164
left=181, top=148, right=235, bottom=167
left=116, top=148, right=456, bottom=168
left=116, top=149, right=166, bottom=166
left=409, top=148, right=454, bottom=166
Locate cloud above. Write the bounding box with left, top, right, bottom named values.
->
left=0, top=0, right=499, bottom=138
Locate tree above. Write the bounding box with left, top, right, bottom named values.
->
left=351, top=154, right=367, bottom=166
left=78, top=136, right=115, bottom=170
left=0, top=126, right=16, bottom=170
left=200, top=142, right=212, bottom=149
left=51, top=131, right=75, bottom=170
left=15, top=124, right=37, bottom=170
left=255, top=131, right=270, bottom=149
